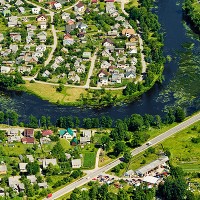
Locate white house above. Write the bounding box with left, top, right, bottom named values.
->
left=42, top=159, right=57, bottom=169
left=32, top=7, right=41, bottom=14
left=1, top=66, right=10, bottom=74
left=19, top=163, right=28, bottom=173
left=74, top=1, right=85, bottom=12
left=72, top=159, right=81, bottom=168
left=59, top=128, right=76, bottom=139
left=54, top=2, right=62, bottom=10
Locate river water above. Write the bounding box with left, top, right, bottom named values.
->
left=0, top=0, right=199, bottom=122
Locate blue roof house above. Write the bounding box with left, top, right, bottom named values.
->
left=59, top=128, right=76, bottom=139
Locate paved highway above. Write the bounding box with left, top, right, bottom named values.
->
left=44, top=112, right=200, bottom=200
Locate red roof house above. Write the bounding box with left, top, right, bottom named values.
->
left=24, top=128, right=34, bottom=137
left=42, top=130, right=53, bottom=137
left=22, top=137, right=35, bottom=144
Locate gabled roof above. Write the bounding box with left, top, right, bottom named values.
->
left=67, top=128, right=74, bottom=136
left=59, top=130, right=66, bottom=136
left=103, top=38, right=114, bottom=44
left=76, top=1, right=84, bottom=8
left=42, top=130, right=53, bottom=136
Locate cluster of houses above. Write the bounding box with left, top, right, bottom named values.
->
left=97, top=33, right=138, bottom=86
left=0, top=0, right=50, bottom=75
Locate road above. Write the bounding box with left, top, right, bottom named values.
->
left=85, top=50, right=97, bottom=88
left=44, top=112, right=200, bottom=200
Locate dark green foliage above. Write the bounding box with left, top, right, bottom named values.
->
left=51, top=142, right=66, bottom=162
left=26, top=161, right=40, bottom=175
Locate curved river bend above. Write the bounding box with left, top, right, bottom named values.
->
left=0, top=0, right=199, bottom=121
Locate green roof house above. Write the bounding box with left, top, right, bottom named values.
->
left=70, top=137, right=78, bottom=146
left=59, top=128, right=75, bottom=139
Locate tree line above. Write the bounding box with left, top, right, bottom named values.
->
left=0, top=107, right=186, bottom=129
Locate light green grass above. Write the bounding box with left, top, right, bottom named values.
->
left=83, top=152, right=96, bottom=169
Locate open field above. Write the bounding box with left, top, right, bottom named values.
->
left=19, top=81, right=86, bottom=105
left=83, top=152, right=96, bottom=168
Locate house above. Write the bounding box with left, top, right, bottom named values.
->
left=0, top=0, right=5, bottom=5
left=82, top=52, right=91, bottom=59
left=0, top=187, right=6, bottom=197
left=101, top=61, right=111, bottom=69
left=42, top=158, right=57, bottom=169
left=98, top=69, right=109, bottom=78
left=108, top=30, right=118, bottom=37
left=10, top=32, right=21, bottom=42
left=15, top=0, right=24, bottom=6
left=91, top=0, right=97, bottom=3
left=80, top=137, right=91, bottom=145
left=9, top=44, right=18, bottom=53
left=3, top=9, right=11, bottom=17
left=115, top=16, right=125, bottom=22
left=82, top=130, right=92, bottom=137
left=122, top=29, right=136, bottom=37
left=76, top=65, right=85, bottom=73
left=8, top=136, right=21, bottom=143
left=76, top=22, right=88, bottom=30
left=135, top=156, right=169, bottom=177
left=65, top=153, right=71, bottom=159
left=7, top=128, right=19, bottom=136
left=36, top=14, right=47, bottom=22
left=40, top=22, right=47, bottom=30
left=54, top=2, right=62, bottom=10
left=0, top=164, right=7, bottom=174
left=42, top=70, right=51, bottom=77
left=18, top=7, right=25, bottom=14
left=63, top=33, right=74, bottom=46
left=130, top=34, right=139, bottom=43
left=59, top=128, right=76, bottom=139
left=26, top=155, right=34, bottom=162
left=124, top=170, right=134, bottom=178
left=38, top=182, right=48, bottom=188
left=125, top=71, right=136, bottom=79
left=128, top=47, right=137, bottom=54
left=24, top=128, right=34, bottom=137
left=21, top=137, right=35, bottom=144
left=74, top=1, right=85, bottom=12
left=111, top=73, right=121, bottom=83
left=102, top=49, right=111, bottom=57
left=126, top=42, right=137, bottom=50
left=36, top=44, right=46, bottom=52
left=27, top=175, right=37, bottom=184
left=42, top=130, right=53, bottom=137
left=32, top=7, right=41, bottom=14
left=19, top=163, right=28, bottom=173
left=9, top=176, right=25, bottom=192
left=0, top=33, right=4, bottom=42
left=70, top=74, right=80, bottom=83
left=102, top=38, right=114, bottom=47
left=100, top=76, right=108, bottom=85
left=70, top=137, right=78, bottom=146
left=1, top=66, right=10, bottom=74
left=71, top=159, right=81, bottom=168
left=55, top=56, right=64, bottom=64
left=40, top=137, right=51, bottom=144
left=37, top=31, right=47, bottom=43
left=62, top=12, right=70, bottom=21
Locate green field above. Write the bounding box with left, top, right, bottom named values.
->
left=83, top=152, right=96, bottom=169
left=128, top=121, right=200, bottom=173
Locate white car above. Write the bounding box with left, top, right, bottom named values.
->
left=146, top=142, right=152, bottom=146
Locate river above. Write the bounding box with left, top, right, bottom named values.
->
left=0, top=0, right=199, bottom=122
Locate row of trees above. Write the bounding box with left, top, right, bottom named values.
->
left=0, top=106, right=186, bottom=129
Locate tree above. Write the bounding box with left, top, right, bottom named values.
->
left=57, top=84, right=64, bottom=92
left=123, top=151, right=131, bottom=163
left=101, top=135, right=110, bottom=151
left=154, top=115, right=162, bottom=128
left=0, top=111, right=4, bottom=123
left=51, top=142, right=66, bottom=162
left=35, top=131, right=42, bottom=141
left=175, top=107, right=186, bottom=122
left=128, top=114, right=144, bottom=132
left=114, top=142, right=126, bottom=156
left=26, top=161, right=40, bottom=175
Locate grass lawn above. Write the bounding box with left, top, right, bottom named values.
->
left=19, top=81, right=87, bottom=105
left=0, top=143, right=33, bottom=156
left=125, top=0, right=139, bottom=9
left=83, top=152, right=96, bottom=169
left=60, top=138, right=71, bottom=151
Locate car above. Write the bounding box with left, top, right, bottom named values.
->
left=47, top=193, right=52, bottom=198
left=146, top=142, right=152, bottom=146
